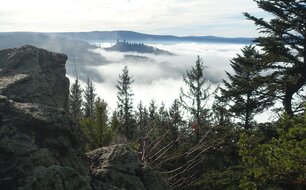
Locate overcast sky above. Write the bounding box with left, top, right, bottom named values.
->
left=1, top=0, right=265, bottom=37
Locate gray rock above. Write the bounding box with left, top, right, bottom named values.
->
left=87, top=145, right=169, bottom=190
left=0, top=95, right=91, bottom=190
left=0, top=46, right=90, bottom=189
left=0, top=45, right=69, bottom=110
left=0, top=45, right=168, bottom=190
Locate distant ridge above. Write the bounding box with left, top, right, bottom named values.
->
left=46, top=30, right=253, bottom=44
left=0, top=31, right=253, bottom=44
left=105, top=40, right=174, bottom=55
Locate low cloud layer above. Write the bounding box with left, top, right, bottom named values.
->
left=75, top=42, right=245, bottom=109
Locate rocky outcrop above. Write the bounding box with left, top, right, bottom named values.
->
left=0, top=45, right=168, bottom=190
left=0, top=45, right=69, bottom=110
left=0, top=95, right=91, bottom=189
left=0, top=46, right=91, bottom=190
left=87, top=145, right=169, bottom=190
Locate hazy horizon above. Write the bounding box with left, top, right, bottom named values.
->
left=1, top=0, right=267, bottom=37
left=0, top=30, right=254, bottom=38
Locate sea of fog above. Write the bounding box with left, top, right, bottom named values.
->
left=68, top=42, right=278, bottom=122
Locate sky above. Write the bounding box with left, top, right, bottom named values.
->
left=0, top=0, right=265, bottom=37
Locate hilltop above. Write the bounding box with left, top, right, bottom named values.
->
left=105, top=40, right=174, bottom=55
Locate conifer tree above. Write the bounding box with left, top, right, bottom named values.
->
left=149, top=99, right=158, bottom=122
left=244, top=0, right=306, bottom=116
left=135, top=101, right=148, bottom=138
left=221, top=45, right=274, bottom=129
left=169, top=99, right=184, bottom=145
left=80, top=98, right=113, bottom=150
left=69, top=79, right=83, bottom=124
left=110, top=111, right=121, bottom=133
left=158, top=102, right=169, bottom=128
left=135, top=101, right=149, bottom=161
left=116, top=66, right=135, bottom=140
left=212, top=91, right=232, bottom=127
left=83, top=78, right=96, bottom=118
left=180, top=56, right=211, bottom=142
left=94, top=98, right=112, bottom=147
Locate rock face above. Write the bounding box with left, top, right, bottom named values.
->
left=87, top=145, right=169, bottom=190
left=0, top=46, right=91, bottom=190
left=0, top=45, right=169, bottom=190
left=0, top=45, right=69, bottom=110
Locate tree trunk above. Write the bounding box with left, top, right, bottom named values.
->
left=245, top=92, right=251, bottom=130
left=284, top=90, right=294, bottom=117
left=284, top=75, right=305, bottom=117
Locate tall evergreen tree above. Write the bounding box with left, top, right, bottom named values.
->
left=244, top=0, right=306, bottom=116
left=83, top=78, right=96, bottom=118
left=169, top=99, right=184, bottom=145
left=80, top=98, right=113, bottom=150
left=221, top=45, right=274, bottom=129
left=158, top=102, right=169, bottom=128
left=180, top=56, right=211, bottom=142
left=69, top=79, right=83, bottom=124
left=94, top=98, right=112, bottom=147
left=116, top=66, right=135, bottom=140
left=135, top=101, right=148, bottom=138
left=149, top=99, right=158, bottom=122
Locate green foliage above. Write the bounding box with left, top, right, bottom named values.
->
left=244, top=0, right=306, bottom=116
left=80, top=99, right=114, bottom=151
left=239, top=110, right=306, bottom=189
left=110, top=111, right=121, bottom=133
left=69, top=79, right=83, bottom=124
left=180, top=55, right=212, bottom=142
left=169, top=99, right=184, bottom=145
left=212, top=89, right=233, bottom=127
left=83, top=78, right=96, bottom=118
left=192, top=123, right=242, bottom=190
left=116, top=66, right=136, bottom=140
left=221, top=45, right=274, bottom=129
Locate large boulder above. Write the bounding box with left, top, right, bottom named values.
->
left=87, top=145, right=169, bottom=190
left=0, top=95, right=91, bottom=189
left=0, top=45, right=169, bottom=190
left=0, top=46, right=91, bottom=189
left=0, top=45, right=69, bottom=110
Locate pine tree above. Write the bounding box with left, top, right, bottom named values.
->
left=157, top=102, right=169, bottom=128
left=180, top=56, right=211, bottom=142
left=221, top=45, right=274, bottom=129
left=169, top=99, right=184, bottom=145
left=83, top=78, right=96, bottom=118
left=116, top=66, right=135, bottom=140
left=212, top=91, right=232, bottom=127
left=80, top=98, right=113, bottom=150
left=135, top=101, right=149, bottom=161
left=244, top=0, right=306, bottom=116
left=149, top=99, right=158, bottom=122
left=110, top=111, right=121, bottom=133
left=69, top=79, right=83, bottom=124
left=94, top=98, right=112, bottom=147
left=135, top=101, right=148, bottom=138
